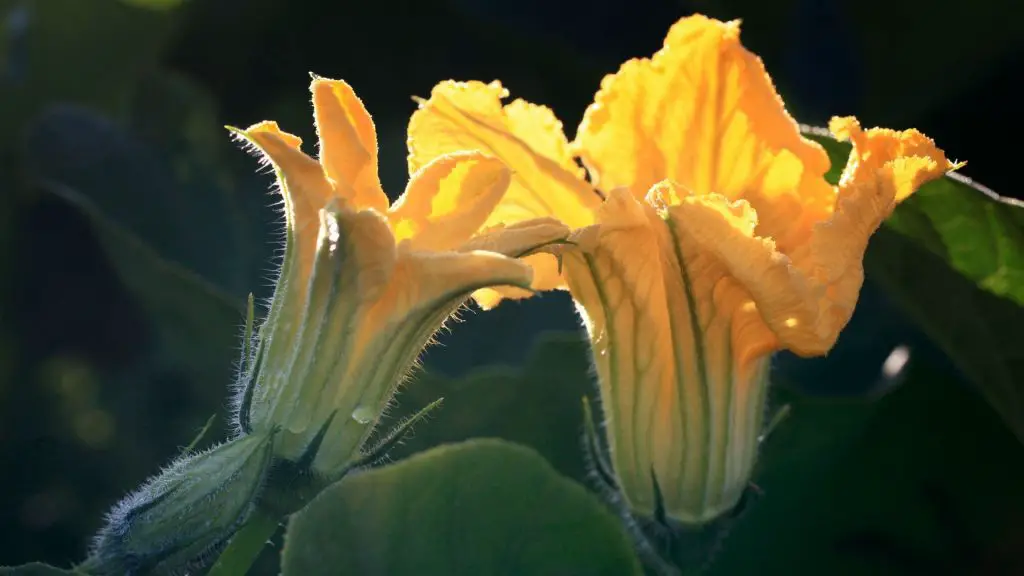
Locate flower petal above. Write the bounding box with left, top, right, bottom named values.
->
left=321, top=246, right=535, bottom=467
left=573, top=15, right=834, bottom=253
left=311, top=77, right=389, bottom=213
left=233, top=121, right=336, bottom=291
left=459, top=217, right=570, bottom=256
left=562, top=186, right=773, bottom=521
left=830, top=116, right=958, bottom=203
left=667, top=115, right=954, bottom=358
left=408, top=80, right=599, bottom=229
left=389, top=152, right=512, bottom=252
left=459, top=218, right=572, bottom=309
left=802, top=117, right=955, bottom=318
left=661, top=188, right=826, bottom=354
left=253, top=203, right=398, bottom=466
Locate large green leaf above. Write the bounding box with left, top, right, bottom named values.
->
left=804, top=127, right=1024, bottom=443
left=866, top=229, right=1024, bottom=443
left=282, top=439, right=642, bottom=576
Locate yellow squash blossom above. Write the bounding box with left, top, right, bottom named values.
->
left=407, top=15, right=958, bottom=523
left=232, top=77, right=568, bottom=474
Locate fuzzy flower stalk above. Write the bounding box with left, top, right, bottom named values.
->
left=406, top=13, right=959, bottom=531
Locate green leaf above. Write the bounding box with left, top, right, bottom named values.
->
left=884, top=172, right=1024, bottom=303
left=711, top=358, right=1024, bottom=575
left=21, top=75, right=275, bottom=394
left=42, top=181, right=242, bottom=391
left=24, top=97, right=273, bottom=300
left=0, top=564, right=82, bottom=575
left=804, top=127, right=1024, bottom=443
left=866, top=229, right=1024, bottom=444
left=281, top=439, right=642, bottom=576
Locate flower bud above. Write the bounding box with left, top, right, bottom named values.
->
left=85, top=432, right=274, bottom=575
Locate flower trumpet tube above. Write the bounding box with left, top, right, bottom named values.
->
left=407, top=15, right=959, bottom=523
left=231, top=77, right=569, bottom=475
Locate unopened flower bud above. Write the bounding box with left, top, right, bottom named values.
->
left=85, top=432, right=274, bottom=575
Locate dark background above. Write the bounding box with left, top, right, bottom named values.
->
left=0, top=0, right=1021, bottom=570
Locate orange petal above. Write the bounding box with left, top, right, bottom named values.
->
left=408, top=80, right=599, bottom=229
left=329, top=247, right=535, bottom=462
left=662, top=189, right=830, bottom=355
left=661, top=116, right=955, bottom=359
left=233, top=121, right=335, bottom=289
left=471, top=253, right=561, bottom=310
left=797, top=117, right=955, bottom=326
left=389, top=152, right=511, bottom=251
left=460, top=218, right=571, bottom=309
left=573, top=15, right=834, bottom=252
left=459, top=217, right=569, bottom=256
left=829, top=116, right=958, bottom=203
left=311, top=77, right=389, bottom=213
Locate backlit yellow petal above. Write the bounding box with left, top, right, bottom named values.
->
left=791, top=118, right=955, bottom=346
left=234, top=121, right=335, bottom=290
left=573, top=14, right=834, bottom=253
left=471, top=254, right=561, bottom=310
left=325, top=247, right=535, bottom=464
left=665, top=190, right=831, bottom=356
left=460, top=218, right=571, bottom=309
left=503, top=99, right=584, bottom=179
left=830, top=116, right=957, bottom=203
left=311, top=77, right=389, bottom=213
left=459, top=218, right=569, bottom=256
left=351, top=247, right=534, bottom=363
left=390, top=152, right=511, bottom=251
left=408, top=80, right=599, bottom=229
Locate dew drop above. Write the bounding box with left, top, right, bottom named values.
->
left=351, top=406, right=374, bottom=424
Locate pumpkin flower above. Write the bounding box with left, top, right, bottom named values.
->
left=231, top=77, right=569, bottom=475
left=407, top=15, right=959, bottom=523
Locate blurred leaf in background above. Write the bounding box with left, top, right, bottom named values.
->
left=0, top=0, right=251, bottom=566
